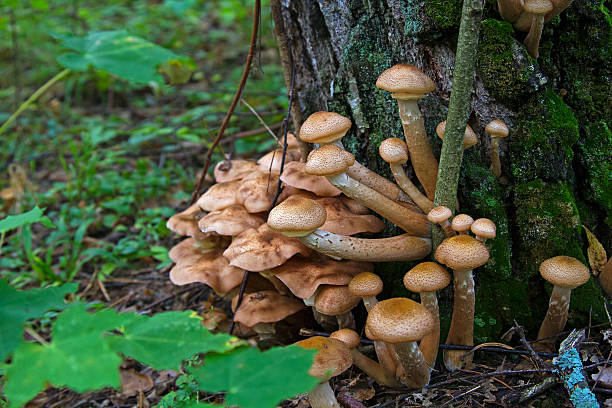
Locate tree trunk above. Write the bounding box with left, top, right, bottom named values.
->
left=271, top=0, right=611, bottom=340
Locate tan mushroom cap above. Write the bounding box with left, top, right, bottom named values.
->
left=340, top=196, right=370, bottom=215
left=268, top=196, right=327, bottom=237
left=366, top=298, right=435, bottom=343
left=379, top=138, right=409, bottom=164
left=427, top=206, right=453, bottom=223
left=295, top=336, right=353, bottom=380
left=435, top=235, right=490, bottom=271
left=524, top=0, right=553, bottom=14
left=305, top=145, right=355, bottom=176
left=168, top=237, right=226, bottom=263
left=167, top=203, right=208, bottom=240
left=330, top=329, right=361, bottom=349
left=223, top=224, right=310, bottom=271
left=349, top=272, right=383, bottom=297
left=271, top=255, right=373, bottom=299
left=471, top=218, right=497, bottom=240
left=315, top=285, right=361, bottom=316
left=299, top=111, right=352, bottom=144
left=214, top=160, right=258, bottom=183
left=435, top=121, right=479, bottom=149
left=485, top=120, right=509, bottom=138
left=257, top=149, right=301, bottom=173
left=376, top=64, right=435, bottom=99
left=317, top=197, right=384, bottom=235
left=280, top=161, right=342, bottom=197
left=451, top=214, right=475, bottom=234
left=231, top=290, right=305, bottom=327
left=197, top=179, right=242, bottom=212
left=236, top=172, right=281, bottom=213
left=198, top=205, right=264, bottom=236
left=403, top=262, right=451, bottom=293
left=540, top=256, right=591, bottom=289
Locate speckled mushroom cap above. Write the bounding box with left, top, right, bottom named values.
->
left=435, top=121, right=479, bottom=149
left=427, top=206, right=453, bottom=223
left=349, top=272, right=383, bottom=297
left=330, top=329, right=361, bottom=349
left=231, top=290, right=306, bottom=327
left=403, top=262, right=451, bottom=293
left=485, top=120, right=509, bottom=138
left=376, top=64, right=435, bottom=100
left=540, top=256, right=591, bottom=289
left=523, top=0, right=553, bottom=14
left=305, top=145, right=355, bottom=176
left=379, top=138, right=409, bottom=164
left=435, top=235, right=490, bottom=271
left=451, top=214, right=475, bottom=234
left=365, top=298, right=434, bottom=344
left=295, top=336, right=353, bottom=380
left=314, top=285, right=361, bottom=316
left=280, top=161, right=342, bottom=197
left=267, top=196, right=327, bottom=237
left=471, top=218, right=497, bottom=240
left=299, top=111, right=352, bottom=144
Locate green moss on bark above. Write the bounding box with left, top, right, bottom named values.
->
left=424, top=0, right=462, bottom=29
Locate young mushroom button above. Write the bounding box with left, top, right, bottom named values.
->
left=427, top=206, right=455, bottom=238
left=471, top=218, right=497, bottom=243
left=451, top=214, right=474, bottom=235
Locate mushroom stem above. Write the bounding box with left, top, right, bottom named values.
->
left=444, top=269, right=475, bottom=371
left=349, top=349, right=401, bottom=387
left=524, top=14, right=545, bottom=58
left=326, top=172, right=431, bottom=237
left=393, top=341, right=432, bottom=388
left=298, top=230, right=431, bottom=262
left=419, top=292, right=441, bottom=368
left=489, top=138, right=503, bottom=178
left=497, top=0, right=524, bottom=22
left=336, top=311, right=356, bottom=330
left=535, top=285, right=572, bottom=352
left=360, top=296, right=400, bottom=378
left=346, top=162, right=418, bottom=209
left=389, top=162, right=434, bottom=213
left=308, top=381, right=341, bottom=408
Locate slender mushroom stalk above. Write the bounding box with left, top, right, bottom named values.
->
left=379, top=138, right=434, bottom=213
left=376, top=64, right=438, bottom=199
left=535, top=256, right=591, bottom=352
left=403, top=262, right=451, bottom=367
left=485, top=120, right=510, bottom=179
left=514, top=0, right=554, bottom=58
left=435, top=235, right=490, bottom=371
left=306, top=145, right=431, bottom=237
left=427, top=206, right=455, bottom=238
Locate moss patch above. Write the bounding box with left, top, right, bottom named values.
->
left=424, top=0, right=462, bottom=30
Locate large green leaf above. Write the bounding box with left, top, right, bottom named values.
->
left=56, top=30, right=193, bottom=84
left=109, top=311, right=240, bottom=370
left=190, top=345, right=319, bottom=408
left=0, top=206, right=54, bottom=234
left=0, top=280, right=76, bottom=362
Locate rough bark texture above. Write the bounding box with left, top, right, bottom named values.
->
left=273, top=0, right=611, bottom=340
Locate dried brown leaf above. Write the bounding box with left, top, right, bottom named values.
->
left=583, top=225, right=608, bottom=276
left=120, top=369, right=154, bottom=397
left=592, top=366, right=612, bottom=389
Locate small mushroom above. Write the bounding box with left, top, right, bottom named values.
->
left=197, top=205, right=264, bottom=236
left=485, top=120, right=509, bottom=180
left=451, top=214, right=474, bottom=235
left=514, top=0, right=554, bottom=58
left=427, top=206, right=455, bottom=238
left=435, top=121, right=479, bottom=150
left=471, top=218, right=497, bottom=243
left=315, top=285, right=361, bottom=329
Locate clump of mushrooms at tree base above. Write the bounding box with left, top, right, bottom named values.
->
left=165, top=62, right=596, bottom=400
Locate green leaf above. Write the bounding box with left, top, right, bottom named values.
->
left=56, top=30, right=194, bottom=84
left=110, top=311, right=240, bottom=370
left=190, top=345, right=319, bottom=408
left=0, top=280, right=76, bottom=362
left=4, top=304, right=136, bottom=408
left=0, top=207, right=54, bottom=234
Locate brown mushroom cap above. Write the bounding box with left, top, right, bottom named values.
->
left=485, top=120, right=509, bottom=138
left=379, top=138, right=409, bottom=164
left=316, top=197, right=384, bottom=236
left=315, top=285, right=361, bottom=316
left=330, top=329, right=361, bottom=349
left=231, top=290, right=306, bottom=327
left=451, top=214, right=475, bottom=234
left=349, top=272, right=383, bottom=297
left=280, top=161, right=342, bottom=197
left=198, top=205, right=265, bottom=236
left=169, top=237, right=226, bottom=263
left=365, top=298, right=434, bottom=343
left=376, top=64, right=435, bottom=98
left=435, top=235, right=490, bottom=271
left=236, top=172, right=281, bottom=213
left=214, top=160, right=259, bottom=183
left=299, top=111, right=352, bottom=145
left=403, top=262, right=451, bottom=293
left=540, top=256, right=591, bottom=289
left=305, top=145, right=355, bottom=176
left=471, top=218, right=497, bottom=240
left=267, top=196, right=327, bottom=237
left=427, top=206, right=453, bottom=223
left=197, top=179, right=242, bottom=212
left=257, top=149, right=301, bottom=173
left=524, top=0, right=553, bottom=14
left=435, top=121, right=479, bottom=149
left=167, top=203, right=208, bottom=239
left=295, top=336, right=353, bottom=380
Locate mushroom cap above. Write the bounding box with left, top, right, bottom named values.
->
left=451, top=213, right=475, bottom=234
left=540, top=256, right=591, bottom=289
left=295, top=336, right=353, bottom=380
left=214, top=160, right=258, bottom=183
left=485, top=120, right=509, bottom=138
left=435, top=121, right=479, bottom=149
left=435, top=235, right=490, bottom=271
left=197, top=179, right=242, bottom=212
left=317, top=197, right=384, bottom=235
left=267, top=196, right=327, bottom=237
left=167, top=203, right=208, bottom=239
left=523, top=0, right=553, bottom=14
left=198, top=205, right=264, bottom=236
left=365, top=298, right=434, bottom=343
left=315, top=285, right=361, bottom=316
left=305, top=145, right=355, bottom=176
left=299, top=111, right=352, bottom=144
left=280, top=161, right=342, bottom=197
left=379, top=138, right=409, bottom=164
left=349, top=272, right=383, bottom=297
left=427, top=206, right=453, bottom=223
left=471, top=218, right=497, bottom=240
left=231, top=290, right=305, bottom=327
left=376, top=64, right=435, bottom=98
left=236, top=172, right=281, bottom=213
left=168, top=237, right=226, bottom=263
left=403, top=262, right=451, bottom=293
left=257, top=149, right=301, bottom=173
left=330, top=329, right=361, bottom=349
